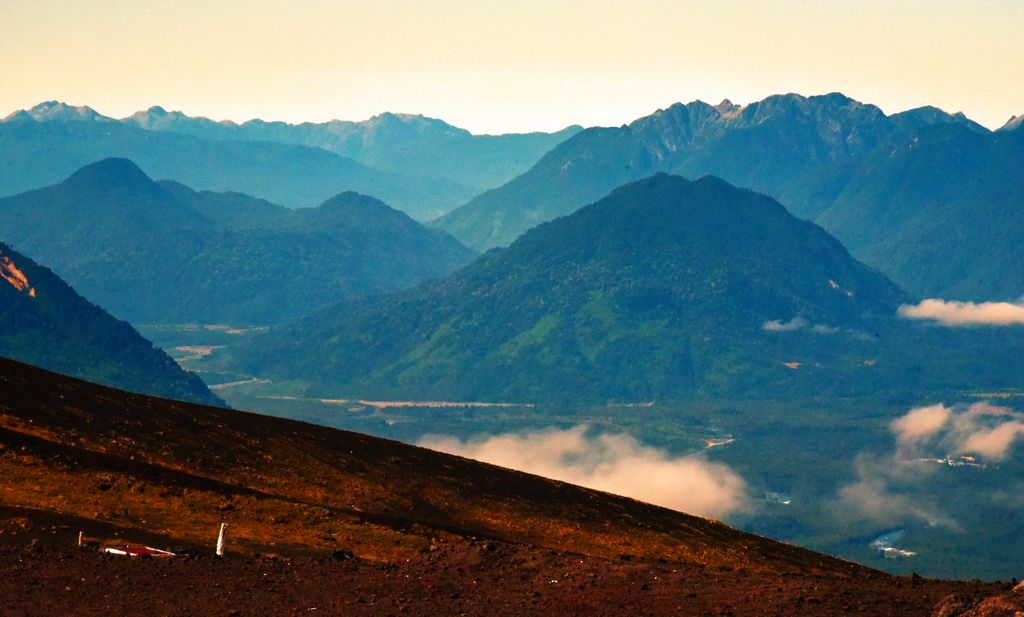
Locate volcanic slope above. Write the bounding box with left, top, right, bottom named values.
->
left=0, top=243, right=220, bottom=405
left=0, top=356, right=898, bottom=572
left=0, top=158, right=475, bottom=324
left=0, top=358, right=1009, bottom=616
left=227, top=174, right=923, bottom=402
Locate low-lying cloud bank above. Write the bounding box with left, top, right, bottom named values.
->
left=419, top=425, right=748, bottom=519
left=838, top=454, right=956, bottom=528
left=892, top=402, right=1024, bottom=460
left=837, top=401, right=1024, bottom=527
left=898, top=299, right=1024, bottom=326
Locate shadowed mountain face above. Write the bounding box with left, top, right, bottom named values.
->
left=0, top=243, right=221, bottom=406
left=123, top=106, right=583, bottom=194
left=0, top=104, right=474, bottom=220
left=0, top=158, right=475, bottom=324
left=225, top=174, right=933, bottom=402
left=816, top=123, right=1024, bottom=300
left=432, top=93, right=1024, bottom=300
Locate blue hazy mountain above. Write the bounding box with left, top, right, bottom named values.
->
left=0, top=102, right=475, bottom=220
left=432, top=93, right=1024, bottom=300
left=815, top=122, right=1024, bottom=300
left=225, top=174, right=925, bottom=402
left=0, top=158, right=475, bottom=325
left=123, top=106, right=582, bottom=194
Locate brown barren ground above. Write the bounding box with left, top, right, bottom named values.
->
left=0, top=358, right=1018, bottom=615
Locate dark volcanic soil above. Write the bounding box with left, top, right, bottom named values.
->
left=1, top=358, right=1018, bottom=616
left=0, top=542, right=1006, bottom=617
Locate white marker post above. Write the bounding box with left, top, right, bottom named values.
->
left=216, top=523, right=228, bottom=558
left=78, top=531, right=84, bottom=547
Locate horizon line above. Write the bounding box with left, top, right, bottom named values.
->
left=4, top=91, right=1020, bottom=136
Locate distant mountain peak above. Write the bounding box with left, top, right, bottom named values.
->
left=61, top=157, right=160, bottom=194
left=317, top=191, right=389, bottom=212
left=999, top=114, right=1024, bottom=132
left=374, top=111, right=423, bottom=121
left=7, top=101, right=113, bottom=123
left=714, top=99, right=741, bottom=113
left=364, top=111, right=467, bottom=136
left=123, top=106, right=240, bottom=130
left=237, top=173, right=906, bottom=402
left=309, top=191, right=423, bottom=230
left=890, top=105, right=989, bottom=133
left=812, top=92, right=857, bottom=105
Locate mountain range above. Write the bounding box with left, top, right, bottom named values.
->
left=123, top=105, right=582, bottom=193
left=0, top=158, right=475, bottom=324
left=8, top=95, right=1022, bottom=300
left=223, top=175, right=895, bottom=401
left=433, top=93, right=1024, bottom=300
left=0, top=103, right=468, bottom=220
left=1, top=101, right=579, bottom=220
left=0, top=242, right=220, bottom=405
left=2, top=91, right=1024, bottom=613
left=228, top=173, right=1024, bottom=402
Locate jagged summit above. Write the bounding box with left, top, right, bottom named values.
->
left=434, top=91, right=895, bottom=251
left=713, top=98, right=743, bottom=118
left=3, top=100, right=113, bottom=123
left=1000, top=114, right=1024, bottom=132
left=123, top=106, right=240, bottom=132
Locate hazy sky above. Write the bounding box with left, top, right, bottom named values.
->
left=2, top=0, right=1022, bottom=133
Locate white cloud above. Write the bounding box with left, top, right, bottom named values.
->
left=891, top=404, right=952, bottom=446
left=762, top=317, right=808, bottom=332
left=959, top=420, right=1024, bottom=460
left=837, top=454, right=952, bottom=527
left=885, top=401, right=1024, bottom=461
left=939, top=402, right=1024, bottom=461
left=419, top=425, right=748, bottom=519
left=762, top=317, right=842, bottom=334
left=837, top=401, right=1024, bottom=527
left=898, top=298, right=1024, bottom=326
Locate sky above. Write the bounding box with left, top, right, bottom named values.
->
left=2, top=0, right=1022, bottom=134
